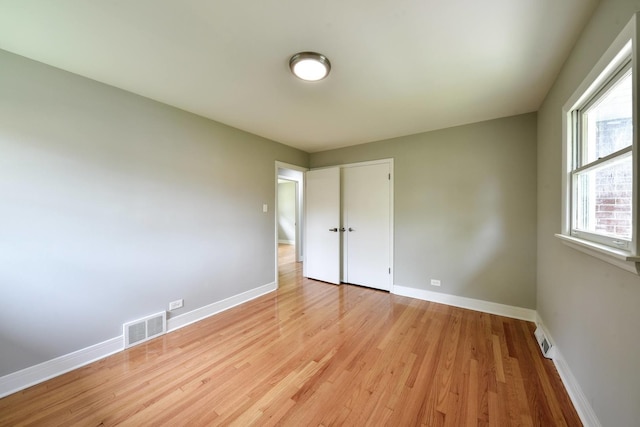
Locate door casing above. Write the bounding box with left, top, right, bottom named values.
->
left=303, top=158, right=394, bottom=291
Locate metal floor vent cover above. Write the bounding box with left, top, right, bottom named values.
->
left=534, top=326, right=554, bottom=359
left=123, top=311, right=167, bottom=349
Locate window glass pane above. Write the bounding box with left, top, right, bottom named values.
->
left=582, top=71, right=632, bottom=163
left=573, top=154, right=632, bottom=240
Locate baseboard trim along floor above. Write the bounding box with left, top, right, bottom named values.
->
left=392, top=285, right=600, bottom=427
left=534, top=317, right=602, bottom=427
left=0, top=280, right=602, bottom=427
left=392, top=285, right=537, bottom=322
left=0, top=336, right=122, bottom=399
left=0, top=281, right=277, bottom=399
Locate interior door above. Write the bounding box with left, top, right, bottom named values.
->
left=343, top=163, right=391, bottom=291
left=304, top=167, right=341, bottom=284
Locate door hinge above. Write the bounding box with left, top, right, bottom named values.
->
left=388, top=173, right=391, bottom=180
left=388, top=267, right=391, bottom=274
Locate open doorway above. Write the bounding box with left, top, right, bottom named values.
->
left=277, top=179, right=297, bottom=247
left=275, top=162, right=306, bottom=283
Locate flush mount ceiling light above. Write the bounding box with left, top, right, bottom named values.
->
left=289, top=52, right=331, bottom=81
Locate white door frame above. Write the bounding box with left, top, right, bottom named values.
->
left=306, top=158, right=394, bottom=290
left=275, top=161, right=307, bottom=286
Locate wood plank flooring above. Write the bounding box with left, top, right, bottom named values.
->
left=0, top=244, right=581, bottom=426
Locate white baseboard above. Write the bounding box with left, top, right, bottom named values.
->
left=535, top=316, right=602, bottom=427
left=393, top=286, right=599, bottom=425
left=0, top=336, right=122, bottom=399
left=278, top=239, right=295, bottom=245
left=392, top=285, right=537, bottom=322
left=0, top=280, right=599, bottom=427
left=167, top=282, right=276, bottom=332
left=0, top=281, right=277, bottom=399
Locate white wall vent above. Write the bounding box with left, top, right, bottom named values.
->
left=123, top=311, right=167, bottom=349
left=534, top=326, right=554, bottom=359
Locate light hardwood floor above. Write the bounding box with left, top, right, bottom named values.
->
left=0, top=244, right=581, bottom=426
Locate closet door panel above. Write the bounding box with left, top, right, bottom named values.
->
left=343, top=163, right=391, bottom=291
left=304, top=167, right=341, bottom=284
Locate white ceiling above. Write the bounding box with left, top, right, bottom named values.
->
left=0, top=0, right=598, bottom=153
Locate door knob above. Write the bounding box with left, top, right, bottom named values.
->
left=339, top=228, right=346, bottom=232
left=329, top=228, right=338, bottom=232
left=348, top=227, right=355, bottom=232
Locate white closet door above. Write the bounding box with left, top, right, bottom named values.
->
left=343, top=163, right=391, bottom=291
left=304, top=167, right=341, bottom=284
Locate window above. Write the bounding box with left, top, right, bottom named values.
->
left=571, top=63, right=632, bottom=249
left=559, top=14, right=640, bottom=273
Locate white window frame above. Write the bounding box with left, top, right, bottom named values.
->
left=557, top=13, right=640, bottom=274
left=571, top=61, right=632, bottom=248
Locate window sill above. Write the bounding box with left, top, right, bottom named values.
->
left=555, top=234, right=640, bottom=274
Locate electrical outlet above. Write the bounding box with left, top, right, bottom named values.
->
left=430, top=279, right=441, bottom=287
left=169, top=299, right=183, bottom=311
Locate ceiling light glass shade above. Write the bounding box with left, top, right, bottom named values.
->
left=289, top=52, right=331, bottom=81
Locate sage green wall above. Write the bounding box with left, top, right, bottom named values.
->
left=537, top=1, right=640, bottom=425
left=311, top=113, right=537, bottom=309
left=0, top=49, right=308, bottom=376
